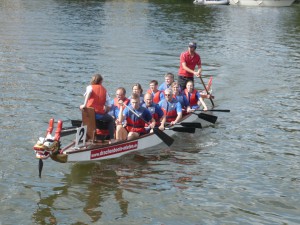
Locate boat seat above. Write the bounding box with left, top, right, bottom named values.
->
left=82, top=107, right=110, bottom=142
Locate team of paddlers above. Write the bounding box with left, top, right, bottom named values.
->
left=79, top=41, right=210, bottom=143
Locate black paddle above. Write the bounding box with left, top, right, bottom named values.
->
left=38, top=158, right=43, bottom=178
left=165, top=127, right=196, bottom=133
left=122, top=104, right=174, bottom=147
left=195, top=109, right=230, bottom=112
left=60, top=126, right=79, bottom=137
left=195, top=112, right=218, bottom=124
left=174, top=122, right=202, bottom=129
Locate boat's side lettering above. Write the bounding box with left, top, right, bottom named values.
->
left=90, top=141, right=138, bottom=159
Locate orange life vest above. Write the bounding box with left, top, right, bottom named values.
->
left=87, top=85, right=106, bottom=114
left=147, top=89, right=162, bottom=104
left=113, top=97, right=130, bottom=110
left=184, top=89, right=198, bottom=107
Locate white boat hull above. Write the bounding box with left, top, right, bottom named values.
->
left=52, top=113, right=208, bottom=163
left=194, top=0, right=229, bottom=5
left=229, top=0, right=295, bottom=6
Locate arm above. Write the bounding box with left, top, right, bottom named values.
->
left=170, top=103, right=182, bottom=125
left=198, top=97, right=208, bottom=111
left=80, top=86, right=92, bottom=110
left=117, top=100, right=125, bottom=123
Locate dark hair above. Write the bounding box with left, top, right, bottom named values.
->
left=116, top=87, right=126, bottom=95
left=132, top=83, right=143, bottom=94
left=90, top=74, right=103, bottom=85
left=131, top=93, right=140, bottom=100
left=149, top=80, right=158, bottom=85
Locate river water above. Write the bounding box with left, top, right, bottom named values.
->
left=0, top=0, right=299, bottom=224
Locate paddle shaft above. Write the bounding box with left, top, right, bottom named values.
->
left=199, top=76, right=214, bottom=107
left=195, top=109, right=230, bottom=112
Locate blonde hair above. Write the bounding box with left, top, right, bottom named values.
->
left=165, top=72, right=174, bottom=80
left=171, top=81, right=179, bottom=88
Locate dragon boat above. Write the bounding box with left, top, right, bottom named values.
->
left=32, top=76, right=228, bottom=177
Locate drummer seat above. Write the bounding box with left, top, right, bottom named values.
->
left=82, top=107, right=110, bottom=142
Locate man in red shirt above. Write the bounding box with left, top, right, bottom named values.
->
left=178, top=42, right=202, bottom=90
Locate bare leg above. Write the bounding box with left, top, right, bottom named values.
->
left=116, top=125, right=127, bottom=140
left=127, top=132, right=139, bottom=140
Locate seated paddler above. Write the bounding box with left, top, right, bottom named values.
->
left=79, top=73, right=115, bottom=142
left=142, top=93, right=165, bottom=132
left=117, top=93, right=155, bottom=140
left=159, top=88, right=182, bottom=128
left=109, top=87, right=130, bottom=140
left=184, top=80, right=208, bottom=111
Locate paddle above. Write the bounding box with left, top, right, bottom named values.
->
left=122, top=103, right=174, bottom=147
left=195, top=109, right=230, bottom=112
left=199, top=76, right=214, bottom=107
left=165, top=127, right=195, bottom=133
left=60, top=126, right=79, bottom=137
left=38, top=158, right=43, bottom=178
left=167, top=122, right=202, bottom=129
left=195, top=112, right=218, bottom=124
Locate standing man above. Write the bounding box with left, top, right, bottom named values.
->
left=178, top=41, right=202, bottom=90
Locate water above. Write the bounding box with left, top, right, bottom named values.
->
left=0, top=0, right=299, bottom=224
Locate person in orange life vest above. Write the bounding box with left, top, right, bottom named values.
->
left=79, top=74, right=115, bottom=141
left=184, top=80, right=208, bottom=111
left=118, top=93, right=155, bottom=140
left=129, top=83, right=144, bottom=105
left=171, top=81, right=193, bottom=115
left=158, top=72, right=175, bottom=91
left=147, top=80, right=165, bottom=104
left=108, top=87, right=130, bottom=140
left=159, top=88, right=182, bottom=128
left=142, top=93, right=165, bottom=132
left=178, top=41, right=202, bottom=90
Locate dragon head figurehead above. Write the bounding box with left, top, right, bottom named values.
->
left=33, top=134, right=61, bottom=159
left=33, top=119, right=62, bottom=160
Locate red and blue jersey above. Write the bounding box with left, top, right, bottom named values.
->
left=147, top=89, right=165, bottom=104
left=159, top=99, right=182, bottom=122
left=109, top=97, right=130, bottom=119
left=123, top=106, right=152, bottom=134
left=142, top=103, right=164, bottom=127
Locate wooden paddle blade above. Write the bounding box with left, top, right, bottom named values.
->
left=153, top=128, right=174, bottom=147
left=169, top=127, right=195, bottom=133
left=179, top=122, right=202, bottom=129
left=198, top=113, right=218, bottom=124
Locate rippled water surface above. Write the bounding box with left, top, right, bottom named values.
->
left=0, top=0, right=299, bottom=224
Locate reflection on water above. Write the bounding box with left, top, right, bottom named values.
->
left=31, top=149, right=205, bottom=224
